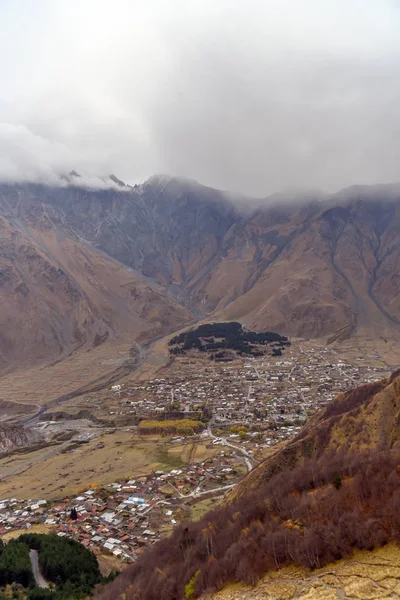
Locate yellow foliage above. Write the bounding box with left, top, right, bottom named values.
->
left=229, top=425, right=249, bottom=434
left=184, top=570, right=201, bottom=600
left=139, top=419, right=204, bottom=436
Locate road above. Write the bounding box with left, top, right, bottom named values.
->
left=244, top=384, right=252, bottom=411
left=21, top=341, right=147, bottom=426
left=169, top=481, right=236, bottom=499
left=300, top=344, right=357, bottom=384
left=285, top=364, right=308, bottom=416
left=29, top=549, right=50, bottom=589
left=2, top=401, right=42, bottom=424
left=207, top=423, right=253, bottom=472
left=164, top=422, right=253, bottom=501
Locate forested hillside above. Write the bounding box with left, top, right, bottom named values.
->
left=0, top=534, right=104, bottom=600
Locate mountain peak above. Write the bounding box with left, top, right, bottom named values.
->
left=143, top=174, right=211, bottom=191
left=109, top=174, right=127, bottom=187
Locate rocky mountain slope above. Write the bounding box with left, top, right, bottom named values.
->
left=0, top=193, right=193, bottom=373
left=95, top=370, right=400, bottom=600
left=1, top=177, right=400, bottom=372
left=0, top=424, right=40, bottom=453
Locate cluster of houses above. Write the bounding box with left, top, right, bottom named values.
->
left=0, top=453, right=244, bottom=560
left=103, top=344, right=390, bottom=451
left=1, top=343, right=390, bottom=561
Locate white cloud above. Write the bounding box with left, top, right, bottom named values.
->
left=0, top=0, right=399, bottom=194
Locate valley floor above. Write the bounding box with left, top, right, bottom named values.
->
left=1, top=332, right=399, bottom=583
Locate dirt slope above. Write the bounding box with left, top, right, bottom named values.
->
left=0, top=211, right=193, bottom=373
left=0, top=424, right=40, bottom=453
left=206, top=544, right=400, bottom=600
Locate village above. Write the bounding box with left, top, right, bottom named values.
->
left=102, top=342, right=391, bottom=449
left=0, top=342, right=392, bottom=563
left=0, top=450, right=246, bottom=562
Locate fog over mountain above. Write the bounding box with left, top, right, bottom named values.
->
left=1, top=0, right=400, bottom=195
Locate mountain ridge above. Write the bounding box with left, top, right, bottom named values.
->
left=1, top=177, right=400, bottom=374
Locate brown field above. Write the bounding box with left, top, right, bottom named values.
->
left=1, top=524, right=54, bottom=542
left=0, top=432, right=220, bottom=500
left=0, top=341, right=134, bottom=409
left=189, top=497, right=220, bottom=521
left=95, top=551, right=125, bottom=577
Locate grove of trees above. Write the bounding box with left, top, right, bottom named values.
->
left=168, top=322, right=290, bottom=358
left=138, top=419, right=204, bottom=436
left=0, top=540, right=33, bottom=587
left=0, top=534, right=102, bottom=600
left=19, top=533, right=101, bottom=597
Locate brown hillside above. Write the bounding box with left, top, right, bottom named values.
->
left=0, top=211, right=193, bottom=373
left=95, top=371, right=400, bottom=600
left=206, top=544, right=400, bottom=600
left=5, top=181, right=400, bottom=342
left=231, top=370, right=400, bottom=496
left=1, top=178, right=400, bottom=376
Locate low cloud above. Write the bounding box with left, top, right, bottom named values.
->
left=0, top=123, right=70, bottom=184
left=0, top=124, right=127, bottom=190
left=0, top=0, right=400, bottom=195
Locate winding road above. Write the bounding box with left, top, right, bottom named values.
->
left=207, top=422, right=253, bottom=472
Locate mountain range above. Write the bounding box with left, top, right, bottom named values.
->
left=1, top=175, right=400, bottom=375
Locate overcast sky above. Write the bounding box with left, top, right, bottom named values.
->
left=1, top=0, right=400, bottom=195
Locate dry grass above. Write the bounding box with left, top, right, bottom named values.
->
left=189, top=498, right=220, bottom=521
left=1, top=524, right=54, bottom=542
left=0, top=432, right=219, bottom=500
left=206, top=544, right=400, bottom=600
left=0, top=341, right=135, bottom=409
left=95, top=551, right=124, bottom=577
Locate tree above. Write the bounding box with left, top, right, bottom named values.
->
left=333, top=475, right=342, bottom=490
left=184, top=570, right=200, bottom=600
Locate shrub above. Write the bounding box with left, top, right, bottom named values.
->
left=184, top=570, right=200, bottom=600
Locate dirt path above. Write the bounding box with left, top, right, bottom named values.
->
left=29, top=549, right=50, bottom=589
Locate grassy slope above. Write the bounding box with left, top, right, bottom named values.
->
left=207, top=544, right=400, bottom=600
